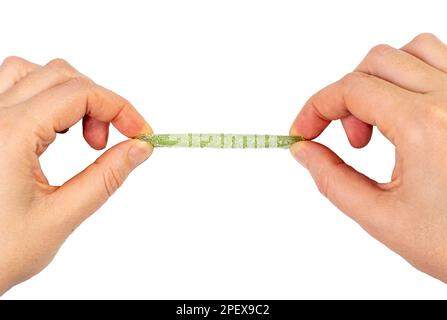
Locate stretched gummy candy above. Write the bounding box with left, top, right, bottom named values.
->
left=137, top=133, right=305, bottom=149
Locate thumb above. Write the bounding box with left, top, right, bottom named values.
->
left=49, top=139, right=152, bottom=229
left=290, top=141, right=385, bottom=226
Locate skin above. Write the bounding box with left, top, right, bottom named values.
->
left=2, top=32, right=447, bottom=295
left=290, top=33, right=447, bottom=283
left=0, top=57, right=153, bottom=294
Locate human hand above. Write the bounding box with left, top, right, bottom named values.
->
left=290, top=33, right=447, bottom=282
left=0, top=57, right=152, bottom=294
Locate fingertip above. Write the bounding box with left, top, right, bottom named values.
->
left=83, top=130, right=108, bottom=150
left=140, top=122, right=153, bottom=136
left=346, top=127, right=373, bottom=148
left=87, top=139, right=108, bottom=150
left=349, top=133, right=372, bottom=148
left=289, top=117, right=300, bottom=137
left=341, top=115, right=373, bottom=149
left=82, top=116, right=109, bottom=150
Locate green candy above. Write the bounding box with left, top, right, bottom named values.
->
left=137, top=134, right=305, bottom=149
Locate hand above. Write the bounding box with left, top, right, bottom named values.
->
left=0, top=57, right=153, bottom=294
left=290, top=33, right=447, bottom=282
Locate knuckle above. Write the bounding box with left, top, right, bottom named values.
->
left=46, top=58, right=79, bottom=76
left=362, top=44, right=393, bottom=72
left=47, top=58, right=71, bottom=69
left=315, top=167, right=332, bottom=199
left=2, top=56, right=21, bottom=66
left=367, top=44, right=393, bottom=59
left=102, top=167, right=123, bottom=197
left=316, top=176, right=330, bottom=198
left=120, top=97, right=132, bottom=110
left=411, top=32, right=437, bottom=45
left=340, top=71, right=367, bottom=87
left=69, top=76, right=94, bottom=90
left=406, top=97, right=447, bottom=143
left=2, top=55, right=24, bottom=67
left=314, top=161, right=346, bottom=203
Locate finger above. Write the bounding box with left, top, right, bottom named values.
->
left=355, top=44, right=447, bottom=93
left=290, top=141, right=388, bottom=228
left=57, top=128, right=69, bottom=134
left=20, top=77, right=151, bottom=154
left=290, top=72, right=418, bottom=144
left=47, top=139, right=153, bottom=231
left=340, top=115, right=373, bottom=148
left=401, top=33, right=447, bottom=73
left=0, top=56, right=39, bottom=95
left=0, top=58, right=81, bottom=106
left=82, top=116, right=110, bottom=150
left=344, top=43, right=437, bottom=148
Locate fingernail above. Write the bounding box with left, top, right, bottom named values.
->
left=128, top=140, right=153, bottom=169
left=290, top=142, right=308, bottom=169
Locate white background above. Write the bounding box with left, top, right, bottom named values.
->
left=2, top=0, right=447, bottom=299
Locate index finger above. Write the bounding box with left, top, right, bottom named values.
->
left=20, top=77, right=151, bottom=149
left=290, top=72, right=418, bottom=144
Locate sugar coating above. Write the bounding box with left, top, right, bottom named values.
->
left=138, top=134, right=304, bottom=149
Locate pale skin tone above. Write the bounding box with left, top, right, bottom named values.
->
left=0, top=57, right=153, bottom=294
left=290, top=33, right=447, bottom=282
left=1, top=33, right=447, bottom=295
